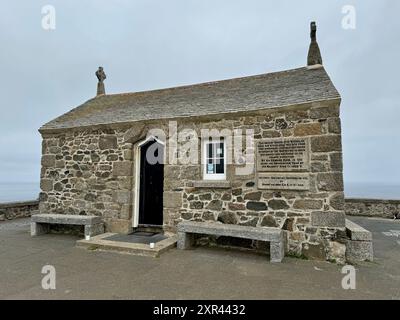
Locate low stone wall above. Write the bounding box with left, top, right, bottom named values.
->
left=0, top=200, right=39, bottom=221
left=345, top=198, right=400, bottom=219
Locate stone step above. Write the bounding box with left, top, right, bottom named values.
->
left=135, top=225, right=164, bottom=234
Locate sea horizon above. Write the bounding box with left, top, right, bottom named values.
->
left=0, top=181, right=399, bottom=203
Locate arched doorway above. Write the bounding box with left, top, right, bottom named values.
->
left=135, top=137, right=164, bottom=227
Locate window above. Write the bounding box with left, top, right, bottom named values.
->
left=203, top=137, right=226, bottom=180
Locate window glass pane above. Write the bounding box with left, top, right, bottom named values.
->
left=208, top=143, right=213, bottom=158
left=217, top=142, right=224, bottom=157
left=213, top=142, right=217, bottom=158
left=207, top=163, right=215, bottom=174
left=216, top=159, right=224, bottom=174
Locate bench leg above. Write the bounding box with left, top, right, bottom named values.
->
left=31, top=222, right=50, bottom=236
left=177, top=232, right=194, bottom=250
left=270, top=241, right=284, bottom=263
left=84, top=223, right=104, bottom=237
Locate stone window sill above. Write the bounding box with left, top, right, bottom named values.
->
left=191, top=181, right=231, bottom=189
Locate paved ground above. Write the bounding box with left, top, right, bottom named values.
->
left=0, top=217, right=399, bottom=299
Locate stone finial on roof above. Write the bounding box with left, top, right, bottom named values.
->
left=307, top=22, right=323, bottom=66
left=96, top=66, right=106, bottom=96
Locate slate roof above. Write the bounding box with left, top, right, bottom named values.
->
left=39, top=66, right=340, bottom=132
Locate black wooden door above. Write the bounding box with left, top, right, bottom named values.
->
left=138, top=140, right=164, bottom=226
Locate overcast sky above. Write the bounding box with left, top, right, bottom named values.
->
left=0, top=1, right=399, bottom=193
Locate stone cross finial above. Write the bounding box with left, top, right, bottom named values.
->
left=96, top=66, right=106, bottom=96
left=307, top=21, right=323, bottom=66
left=310, top=21, right=317, bottom=41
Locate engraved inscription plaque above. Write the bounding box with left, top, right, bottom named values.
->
left=256, top=138, right=310, bottom=172
left=258, top=173, right=310, bottom=190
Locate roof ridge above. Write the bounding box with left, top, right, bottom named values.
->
left=100, top=66, right=309, bottom=98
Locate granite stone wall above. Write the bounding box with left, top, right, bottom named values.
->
left=39, top=98, right=346, bottom=261
left=162, top=100, right=346, bottom=262
left=0, top=200, right=39, bottom=221
left=39, top=128, right=134, bottom=233
left=345, top=198, right=400, bottom=219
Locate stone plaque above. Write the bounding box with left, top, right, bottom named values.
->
left=256, top=138, right=310, bottom=172
left=258, top=173, right=310, bottom=190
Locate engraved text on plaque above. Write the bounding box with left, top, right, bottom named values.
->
left=258, top=173, right=310, bottom=190
left=256, top=138, right=310, bottom=172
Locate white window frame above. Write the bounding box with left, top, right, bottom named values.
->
left=203, top=137, right=226, bottom=180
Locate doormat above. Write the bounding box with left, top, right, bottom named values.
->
left=132, top=231, right=157, bottom=237
left=103, top=232, right=167, bottom=245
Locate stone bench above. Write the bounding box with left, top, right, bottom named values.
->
left=31, top=214, right=104, bottom=238
left=345, top=219, right=373, bottom=262
left=177, top=221, right=285, bottom=263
